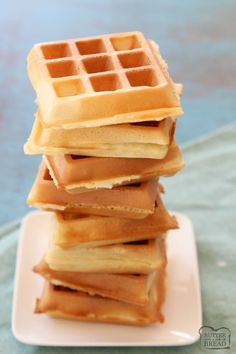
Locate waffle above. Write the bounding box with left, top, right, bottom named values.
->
left=51, top=194, right=177, bottom=248
left=27, top=161, right=158, bottom=219
left=45, top=235, right=166, bottom=274
left=33, top=259, right=158, bottom=305
left=28, top=32, right=182, bottom=129
left=35, top=266, right=166, bottom=325
left=43, top=142, right=184, bottom=191
left=24, top=115, right=175, bottom=159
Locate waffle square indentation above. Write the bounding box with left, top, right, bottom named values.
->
left=82, top=55, right=114, bottom=73
left=76, top=39, right=106, bottom=55
left=44, top=168, right=52, bottom=181
left=40, top=43, right=72, bottom=59
left=90, top=73, right=121, bottom=92
left=126, top=69, right=158, bottom=87
left=131, top=121, right=159, bottom=127
left=53, top=79, right=85, bottom=97
left=118, top=51, right=150, bottom=68
left=70, top=155, right=90, bottom=160
left=47, top=60, right=78, bottom=78
left=110, top=35, right=141, bottom=51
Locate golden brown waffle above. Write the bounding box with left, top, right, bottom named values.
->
left=35, top=266, right=166, bottom=325
left=24, top=115, right=175, bottom=159
left=43, top=142, right=184, bottom=192
left=27, top=32, right=182, bottom=128
left=51, top=195, right=177, bottom=248
left=27, top=161, right=158, bottom=219
left=33, top=259, right=158, bottom=306
left=45, top=236, right=166, bottom=274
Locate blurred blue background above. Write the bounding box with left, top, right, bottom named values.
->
left=0, top=0, right=235, bottom=224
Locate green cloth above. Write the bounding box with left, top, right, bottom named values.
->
left=1, top=124, right=236, bottom=354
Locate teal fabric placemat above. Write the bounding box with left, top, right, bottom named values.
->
left=1, top=123, right=236, bottom=353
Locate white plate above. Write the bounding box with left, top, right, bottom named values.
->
left=12, top=211, right=202, bottom=346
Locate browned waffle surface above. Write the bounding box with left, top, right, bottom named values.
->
left=35, top=265, right=166, bottom=325
left=28, top=32, right=182, bottom=128
left=24, top=115, right=175, bottom=159
left=27, top=160, right=158, bottom=219
left=33, top=259, right=158, bottom=306
left=50, top=195, right=177, bottom=248
left=43, top=142, right=184, bottom=191
left=45, top=237, right=166, bottom=274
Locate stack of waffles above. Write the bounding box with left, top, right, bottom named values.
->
left=24, top=31, right=184, bottom=326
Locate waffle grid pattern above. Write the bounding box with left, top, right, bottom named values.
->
left=35, top=32, right=166, bottom=98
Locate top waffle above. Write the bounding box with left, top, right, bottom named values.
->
left=28, top=32, right=183, bottom=128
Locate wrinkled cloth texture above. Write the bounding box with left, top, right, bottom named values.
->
left=0, top=123, right=235, bottom=354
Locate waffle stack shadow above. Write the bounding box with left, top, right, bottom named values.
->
left=24, top=31, right=184, bottom=326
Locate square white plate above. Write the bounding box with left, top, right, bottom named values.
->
left=12, top=211, right=202, bottom=346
